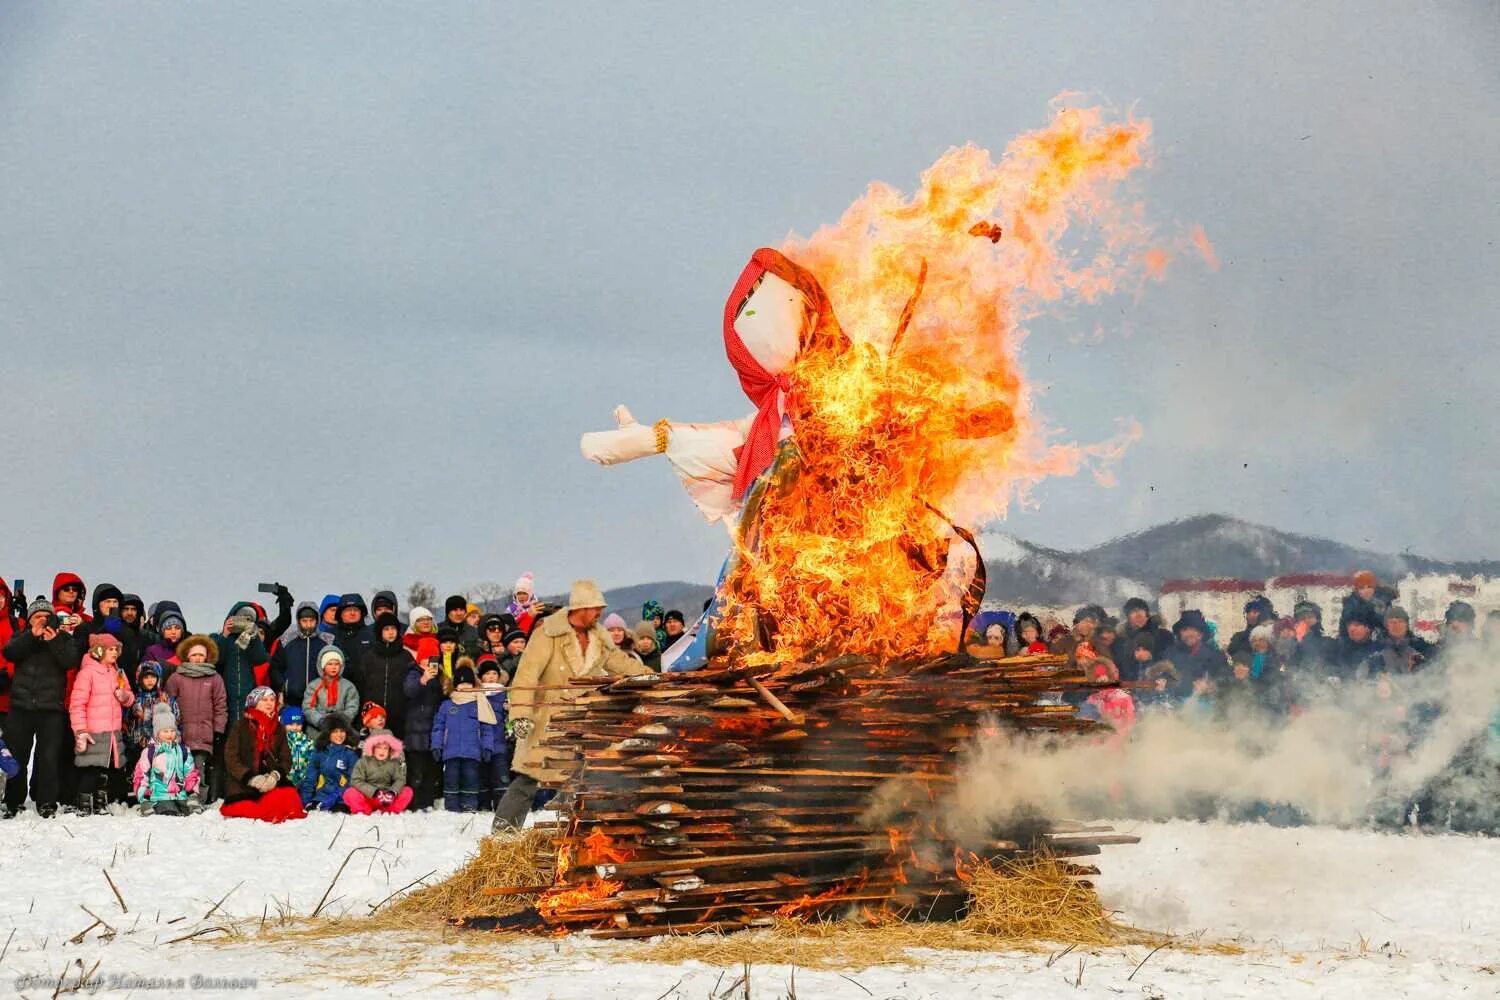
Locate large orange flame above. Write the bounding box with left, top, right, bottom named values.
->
left=720, top=103, right=1168, bottom=665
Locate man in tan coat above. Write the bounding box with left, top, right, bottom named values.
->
left=492, top=580, right=650, bottom=831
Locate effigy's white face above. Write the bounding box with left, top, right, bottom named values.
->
left=734, top=271, right=808, bottom=376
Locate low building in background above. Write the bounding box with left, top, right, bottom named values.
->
left=1157, top=578, right=1266, bottom=639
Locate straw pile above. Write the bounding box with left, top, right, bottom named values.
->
left=391, top=827, right=558, bottom=922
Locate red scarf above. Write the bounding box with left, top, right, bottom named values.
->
left=246, top=706, right=278, bottom=762
left=313, top=675, right=340, bottom=707
left=723, top=249, right=848, bottom=501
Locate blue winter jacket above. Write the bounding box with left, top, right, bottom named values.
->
left=430, top=697, right=498, bottom=763
left=300, top=742, right=360, bottom=809
left=402, top=663, right=447, bottom=752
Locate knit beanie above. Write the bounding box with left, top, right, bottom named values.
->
left=603, top=613, right=627, bottom=631
left=244, top=686, right=276, bottom=710
left=26, top=598, right=52, bottom=620
left=159, top=613, right=186, bottom=633
left=361, top=701, right=387, bottom=729
left=501, top=629, right=527, bottom=647
left=151, top=703, right=177, bottom=736
left=90, top=633, right=123, bottom=653
left=317, top=646, right=345, bottom=674
left=514, top=573, right=535, bottom=595
left=445, top=595, right=468, bottom=615
left=453, top=664, right=477, bottom=688
left=632, top=621, right=658, bottom=647
left=280, top=706, right=305, bottom=727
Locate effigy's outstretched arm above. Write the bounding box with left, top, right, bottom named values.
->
left=581, top=406, right=754, bottom=526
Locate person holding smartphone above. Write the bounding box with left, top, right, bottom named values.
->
left=1, top=599, right=80, bottom=817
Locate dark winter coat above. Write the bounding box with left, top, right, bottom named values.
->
left=222, top=714, right=293, bottom=803
left=1376, top=634, right=1435, bottom=675
left=211, top=632, right=271, bottom=725
left=1338, top=590, right=1390, bottom=640
left=1113, top=618, right=1172, bottom=666
left=1292, top=625, right=1336, bottom=672
left=1327, top=635, right=1382, bottom=679
left=358, top=639, right=414, bottom=734
left=2, top=628, right=78, bottom=712
left=300, top=739, right=360, bottom=809
left=330, top=623, right=374, bottom=681
left=402, top=661, right=448, bottom=752
left=163, top=663, right=228, bottom=752
left=430, top=696, right=498, bottom=763
left=275, top=629, right=334, bottom=708
left=1165, top=640, right=1228, bottom=696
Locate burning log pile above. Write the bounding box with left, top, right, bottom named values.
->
left=488, top=651, right=1136, bottom=939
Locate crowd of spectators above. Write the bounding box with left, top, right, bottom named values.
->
left=0, top=573, right=693, bottom=823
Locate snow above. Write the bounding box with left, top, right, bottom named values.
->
left=2, top=810, right=1497, bottom=998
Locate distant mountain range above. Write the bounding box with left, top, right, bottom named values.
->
left=584, top=515, right=1497, bottom=611
left=983, top=514, right=1499, bottom=604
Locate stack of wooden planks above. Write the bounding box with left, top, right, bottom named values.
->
left=488, top=651, right=1137, bottom=938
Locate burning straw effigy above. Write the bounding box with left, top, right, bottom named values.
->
left=459, top=650, right=1135, bottom=938
left=425, top=105, right=1177, bottom=940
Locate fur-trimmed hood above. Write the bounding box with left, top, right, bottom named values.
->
left=360, top=732, right=405, bottom=758
left=175, top=634, right=220, bottom=665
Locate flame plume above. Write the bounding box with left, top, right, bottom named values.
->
left=720, top=104, right=1161, bottom=665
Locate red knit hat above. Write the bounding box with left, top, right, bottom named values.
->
left=360, top=701, right=387, bottom=729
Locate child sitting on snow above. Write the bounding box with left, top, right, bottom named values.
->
left=281, top=706, right=314, bottom=789
left=300, top=714, right=359, bottom=811
left=431, top=661, right=499, bottom=812
left=133, top=704, right=200, bottom=815
left=343, top=732, right=413, bottom=814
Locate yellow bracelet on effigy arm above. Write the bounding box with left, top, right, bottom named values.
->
left=653, top=419, right=671, bottom=454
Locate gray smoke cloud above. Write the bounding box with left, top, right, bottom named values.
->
left=939, top=636, right=1500, bottom=840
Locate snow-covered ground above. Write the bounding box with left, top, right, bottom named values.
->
left=2, top=809, right=1497, bottom=998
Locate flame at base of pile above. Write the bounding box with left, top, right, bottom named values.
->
left=470, top=651, right=1136, bottom=939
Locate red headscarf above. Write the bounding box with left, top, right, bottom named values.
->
left=246, top=706, right=279, bottom=762
left=722, top=248, right=848, bottom=500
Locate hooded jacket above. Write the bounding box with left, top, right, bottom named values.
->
left=0, top=578, right=15, bottom=714
left=300, top=722, right=360, bottom=809
left=127, top=662, right=180, bottom=749
left=302, top=648, right=360, bottom=737
left=212, top=606, right=272, bottom=725
left=51, top=572, right=89, bottom=618
left=163, top=639, right=229, bottom=752
left=330, top=594, right=374, bottom=672
left=3, top=625, right=77, bottom=712
left=357, top=628, right=413, bottom=734
left=273, top=603, right=333, bottom=707
left=351, top=732, right=407, bottom=796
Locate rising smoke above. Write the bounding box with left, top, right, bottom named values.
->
left=936, top=635, right=1500, bottom=840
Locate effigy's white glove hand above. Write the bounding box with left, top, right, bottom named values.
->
left=580, top=405, right=658, bottom=466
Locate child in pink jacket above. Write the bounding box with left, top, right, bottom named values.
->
left=69, top=633, right=134, bottom=815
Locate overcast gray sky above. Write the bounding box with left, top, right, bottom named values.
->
left=2, top=3, right=1496, bottom=628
